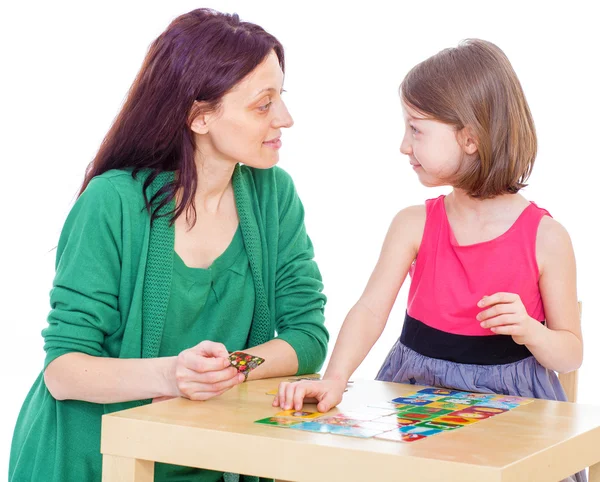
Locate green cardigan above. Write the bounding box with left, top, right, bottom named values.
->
left=10, top=165, right=328, bottom=482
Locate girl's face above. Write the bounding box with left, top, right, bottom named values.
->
left=192, top=50, right=293, bottom=169
left=400, top=101, right=475, bottom=187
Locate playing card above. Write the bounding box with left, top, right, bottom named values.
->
left=254, top=416, right=303, bottom=427
left=416, top=388, right=463, bottom=396
left=399, top=425, right=443, bottom=436
left=374, top=428, right=426, bottom=442
left=228, top=351, right=265, bottom=376
left=274, top=409, right=324, bottom=420
left=391, top=396, right=434, bottom=406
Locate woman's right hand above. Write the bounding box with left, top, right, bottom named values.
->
left=272, top=378, right=347, bottom=413
left=173, top=340, right=244, bottom=401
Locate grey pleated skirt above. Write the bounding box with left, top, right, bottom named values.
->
left=376, top=340, right=586, bottom=482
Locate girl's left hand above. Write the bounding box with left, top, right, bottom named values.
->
left=477, top=292, right=544, bottom=345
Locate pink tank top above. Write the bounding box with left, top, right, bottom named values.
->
left=407, top=195, right=549, bottom=336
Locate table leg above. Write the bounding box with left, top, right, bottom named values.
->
left=102, top=454, right=154, bottom=482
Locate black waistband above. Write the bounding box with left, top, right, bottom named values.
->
left=400, top=313, right=534, bottom=365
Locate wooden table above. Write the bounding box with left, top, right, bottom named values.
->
left=101, top=377, right=600, bottom=481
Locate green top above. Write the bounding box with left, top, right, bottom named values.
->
left=159, top=226, right=254, bottom=358
left=10, top=165, right=328, bottom=482
left=156, top=227, right=254, bottom=482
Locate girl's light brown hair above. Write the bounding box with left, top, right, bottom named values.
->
left=401, top=39, right=536, bottom=198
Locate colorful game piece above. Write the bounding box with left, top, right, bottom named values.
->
left=228, top=351, right=265, bottom=378
left=254, top=416, right=303, bottom=427
left=274, top=409, right=324, bottom=420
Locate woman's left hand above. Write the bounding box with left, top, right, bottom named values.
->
left=477, top=292, right=544, bottom=345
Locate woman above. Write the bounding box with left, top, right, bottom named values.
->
left=10, top=8, right=328, bottom=482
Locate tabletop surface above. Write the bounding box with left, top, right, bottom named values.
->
left=101, top=377, right=600, bottom=481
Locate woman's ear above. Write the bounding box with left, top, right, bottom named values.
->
left=459, top=127, right=479, bottom=155
left=189, top=101, right=213, bottom=135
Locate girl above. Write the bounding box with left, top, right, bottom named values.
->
left=275, top=38, right=582, bottom=424
left=10, top=9, right=328, bottom=482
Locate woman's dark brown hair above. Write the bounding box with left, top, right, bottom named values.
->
left=79, top=8, right=284, bottom=222
left=401, top=38, right=536, bottom=198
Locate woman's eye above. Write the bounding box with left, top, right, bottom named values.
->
left=258, top=102, right=272, bottom=112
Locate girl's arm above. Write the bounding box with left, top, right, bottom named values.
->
left=528, top=217, right=583, bottom=372
left=478, top=217, right=582, bottom=373
left=275, top=205, right=425, bottom=411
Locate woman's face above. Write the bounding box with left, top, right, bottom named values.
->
left=192, top=50, right=293, bottom=169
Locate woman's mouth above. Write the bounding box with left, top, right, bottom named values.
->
left=263, top=137, right=282, bottom=149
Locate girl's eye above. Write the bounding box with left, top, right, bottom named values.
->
left=410, top=125, right=419, bottom=134
left=258, top=102, right=272, bottom=112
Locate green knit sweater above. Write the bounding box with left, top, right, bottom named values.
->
left=9, top=165, right=328, bottom=482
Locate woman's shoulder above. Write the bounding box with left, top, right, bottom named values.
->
left=82, top=169, right=150, bottom=207
left=237, top=164, right=300, bottom=207
left=238, top=164, right=293, bottom=187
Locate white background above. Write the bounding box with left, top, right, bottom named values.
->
left=2, top=0, right=599, bottom=475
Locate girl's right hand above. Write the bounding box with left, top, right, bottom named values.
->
left=173, top=340, right=244, bottom=401
left=272, top=379, right=347, bottom=413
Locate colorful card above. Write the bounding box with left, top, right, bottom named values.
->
left=399, top=425, right=443, bottom=437
left=430, top=415, right=478, bottom=426
left=368, top=401, right=410, bottom=411
left=391, top=396, right=434, bottom=406
left=274, top=409, right=324, bottom=420
left=375, top=428, right=426, bottom=443
left=312, top=416, right=360, bottom=427
left=290, top=422, right=380, bottom=438
left=254, top=416, right=303, bottom=427
left=427, top=401, right=471, bottom=411
left=435, top=397, right=482, bottom=406
left=416, top=420, right=460, bottom=431
left=401, top=407, right=454, bottom=421
left=450, top=405, right=507, bottom=420
left=289, top=421, right=331, bottom=434
left=416, top=388, right=463, bottom=396
left=228, top=351, right=265, bottom=376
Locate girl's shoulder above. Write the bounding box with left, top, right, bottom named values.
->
left=537, top=215, right=572, bottom=254
left=388, top=204, right=427, bottom=250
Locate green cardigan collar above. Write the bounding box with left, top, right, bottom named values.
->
left=142, top=164, right=273, bottom=357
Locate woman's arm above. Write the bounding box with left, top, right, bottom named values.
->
left=45, top=341, right=244, bottom=403
left=43, top=177, right=242, bottom=403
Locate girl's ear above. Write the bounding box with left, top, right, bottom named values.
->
left=459, top=127, right=479, bottom=155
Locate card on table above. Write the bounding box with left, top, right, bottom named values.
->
left=254, top=416, right=303, bottom=427
left=399, top=425, right=443, bottom=437
left=291, top=422, right=381, bottom=438
left=391, top=396, right=435, bottom=406
left=374, top=428, right=426, bottom=443
left=228, top=351, right=265, bottom=376
left=374, top=414, right=420, bottom=427
left=416, top=388, right=463, bottom=396
left=274, top=409, right=324, bottom=420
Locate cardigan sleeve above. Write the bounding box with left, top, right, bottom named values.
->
left=42, top=177, right=123, bottom=369
left=272, top=168, right=329, bottom=374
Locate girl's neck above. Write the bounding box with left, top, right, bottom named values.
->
left=446, top=189, right=530, bottom=222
